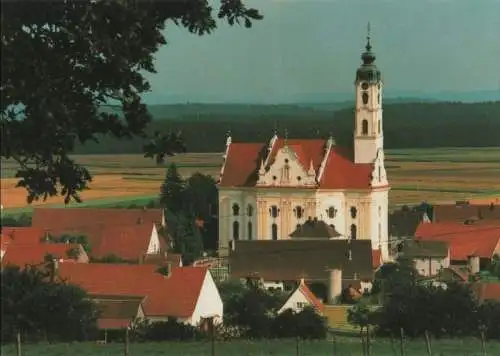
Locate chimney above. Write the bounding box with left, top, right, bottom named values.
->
left=327, top=268, right=343, bottom=304
left=468, top=255, right=480, bottom=275
left=51, top=258, right=59, bottom=282
left=163, top=262, right=173, bottom=278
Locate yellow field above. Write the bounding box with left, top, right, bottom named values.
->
left=1, top=148, right=499, bottom=210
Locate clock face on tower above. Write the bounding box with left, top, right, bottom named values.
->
left=361, top=82, right=369, bottom=90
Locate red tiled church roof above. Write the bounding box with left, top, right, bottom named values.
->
left=219, top=136, right=377, bottom=190
left=57, top=263, right=208, bottom=318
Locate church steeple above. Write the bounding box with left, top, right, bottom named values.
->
left=356, top=22, right=381, bottom=83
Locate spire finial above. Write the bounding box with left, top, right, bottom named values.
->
left=284, top=128, right=288, bottom=146
left=366, top=21, right=372, bottom=51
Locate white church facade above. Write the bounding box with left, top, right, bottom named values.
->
left=216, top=33, right=390, bottom=261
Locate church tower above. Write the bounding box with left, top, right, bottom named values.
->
left=354, top=24, right=384, bottom=164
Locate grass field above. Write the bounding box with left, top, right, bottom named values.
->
left=1, top=148, right=499, bottom=212
left=1, top=337, right=499, bottom=356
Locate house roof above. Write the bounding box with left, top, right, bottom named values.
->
left=433, top=204, right=500, bottom=223
left=389, top=209, right=425, bottom=237
left=1, top=234, right=12, bottom=251
left=219, top=137, right=376, bottom=190
left=289, top=218, right=342, bottom=239
left=471, top=282, right=500, bottom=303
left=1, top=227, right=46, bottom=245
left=57, top=263, right=208, bottom=318
left=32, top=208, right=164, bottom=231
left=281, top=279, right=325, bottom=314
left=400, top=240, right=449, bottom=258
left=94, top=297, right=144, bottom=330
left=143, top=252, right=183, bottom=267
left=415, top=222, right=500, bottom=261
left=230, top=240, right=374, bottom=282
left=372, top=250, right=382, bottom=269
left=2, top=243, right=83, bottom=267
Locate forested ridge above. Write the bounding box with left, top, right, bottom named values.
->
left=75, top=101, right=500, bottom=154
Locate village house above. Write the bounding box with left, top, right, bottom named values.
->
left=56, top=262, right=223, bottom=326
left=277, top=279, right=325, bottom=315
left=432, top=202, right=500, bottom=224
left=230, top=239, right=375, bottom=301
left=2, top=242, right=89, bottom=267
left=91, top=294, right=146, bottom=333
left=217, top=35, right=391, bottom=261
left=414, top=222, right=500, bottom=269
left=397, top=240, right=450, bottom=277
left=471, top=282, right=500, bottom=304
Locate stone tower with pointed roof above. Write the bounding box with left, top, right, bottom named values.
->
left=217, top=27, right=390, bottom=262
left=354, top=23, right=384, bottom=165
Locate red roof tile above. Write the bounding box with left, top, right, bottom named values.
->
left=1, top=227, right=46, bottom=245
left=32, top=208, right=164, bottom=231
left=218, top=136, right=377, bottom=190
left=1, top=234, right=12, bottom=251
left=372, top=250, right=382, bottom=269
left=92, top=225, right=156, bottom=260
left=97, top=319, right=132, bottom=330
left=471, top=282, right=500, bottom=303
left=298, top=280, right=325, bottom=313
left=2, top=243, right=83, bottom=267
left=57, top=263, right=208, bottom=318
left=415, top=222, right=500, bottom=261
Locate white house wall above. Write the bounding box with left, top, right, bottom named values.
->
left=190, top=271, right=224, bottom=326
left=278, top=289, right=312, bottom=314
left=146, top=225, right=161, bottom=254
left=414, top=257, right=450, bottom=277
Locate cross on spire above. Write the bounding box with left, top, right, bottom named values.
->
left=366, top=21, right=372, bottom=51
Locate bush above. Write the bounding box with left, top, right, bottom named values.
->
left=273, top=307, right=327, bottom=339
left=132, top=318, right=205, bottom=342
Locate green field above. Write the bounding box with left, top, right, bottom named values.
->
left=1, top=337, right=498, bottom=356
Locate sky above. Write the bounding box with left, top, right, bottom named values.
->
left=142, top=0, right=500, bottom=104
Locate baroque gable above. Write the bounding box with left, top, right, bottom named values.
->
left=370, top=148, right=388, bottom=187
left=257, top=145, right=317, bottom=187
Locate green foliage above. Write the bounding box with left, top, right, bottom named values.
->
left=348, top=302, right=376, bottom=330
left=0, top=213, right=32, bottom=227
left=183, top=173, right=218, bottom=221
left=273, top=307, right=328, bottom=340
left=216, top=280, right=326, bottom=339
left=89, top=253, right=138, bottom=265
left=488, top=254, right=500, bottom=278
left=160, top=163, right=185, bottom=213
left=132, top=318, right=205, bottom=342
left=71, top=102, right=500, bottom=155
left=47, top=234, right=91, bottom=253
left=1, top=266, right=98, bottom=343
left=1, top=1, right=262, bottom=204
left=165, top=209, right=203, bottom=265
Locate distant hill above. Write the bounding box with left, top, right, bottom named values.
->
left=80, top=101, right=500, bottom=154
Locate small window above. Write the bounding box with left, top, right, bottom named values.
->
left=350, top=224, right=357, bottom=240
left=350, top=207, right=357, bottom=219
left=285, top=159, right=289, bottom=163
left=296, top=302, right=306, bottom=309
left=283, top=164, right=291, bottom=181
left=270, top=205, right=279, bottom=218
left=248, top=222, right=253, bottom=240
left=295, top=206, right=304, bottom=219
left=378, top=206, right=382, bottom=217
left=247, top=204, right=254, bottom=217
left=327, top=206, right=337, bottom=219
left=271, top=223, right=278, bottom=240
left=362, top=92, right=369, bottom=105
left=232, top=203, right=240, bottom=216
left=233, top=221, right=240, bottom=240
left=362, top=120, right=368, bottom=135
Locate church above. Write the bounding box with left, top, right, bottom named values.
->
left=217, top=32, right=390, bottom=261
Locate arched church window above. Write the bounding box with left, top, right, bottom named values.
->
left=232, top=203, right=240, bottom=216
left=362, top=120, right=368, bottom=135
left=247, top=222, right=253, bottom=240
left=270, top=205, right=279, bottom=218
left=350, top=207, right=357, bottom=219
left=327, top=206, right=337, bottom=219
left=294, top=206, right=304, bottom=219
left=350, top=224, right=357, bottom=240
left=271, top=223, right=278, bottom=240
left=247, top=204, right=253, bottom=217
left=378, top=206, right=382, bottom=217
left=233, top=221, right=240, bottom=240
left=378, top=93, right=380, bottom=104
left=362, top=92, right=369, bottom=105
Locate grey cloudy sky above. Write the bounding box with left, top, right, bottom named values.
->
left=142, top=0, right=500, bottom=104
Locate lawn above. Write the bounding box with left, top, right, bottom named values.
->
left=1, top=337, right=499, bottom=356
left=1, top=147, right=499, bottom=211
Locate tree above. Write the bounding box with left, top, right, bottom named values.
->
left=167, top=210, right=204, bottom=265
left=273, top=307, right=327, bottom=339
left=1, top=265, right=98, bottom=343
left=1, top=0, right=263, bottom=204
left=159, top=163, right=185, bottom=214
left=348, top=302, right=375, bottom=333
left=488, top=254, right=500, bottom=278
